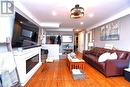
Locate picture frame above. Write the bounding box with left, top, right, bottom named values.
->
left=100, top=20, right=120, bottom=41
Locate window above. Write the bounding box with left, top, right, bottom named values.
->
left=62, top=35, right=73, bottom=43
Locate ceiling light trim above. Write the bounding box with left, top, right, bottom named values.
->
left=46, top=28, right=73, bottom=31
left=52, top=11, right=57, bottom=16
left=89, top=13, right=94, bottom=18
left=80, top=22, right=84, bottom=25
left=40, top=22, right=60, bottom=28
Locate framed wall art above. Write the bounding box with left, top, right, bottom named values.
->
left=100, top=20, right=120, bottom=41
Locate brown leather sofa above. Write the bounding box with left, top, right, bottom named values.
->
left=83, top=47, right=130, bottom=77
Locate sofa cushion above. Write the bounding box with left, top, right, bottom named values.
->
left=116, top=51, right=127, bottom=60
left=83, top=54, right=98, bottom=65
left=90, top=57, right=98, bottom=63
left=85, top=54, right=98, bottom=59
left=90, top=51, right=97, bottom=56
left=98, top=52, right=111, bottom=62
left=96, top=48, right=110, bottom=57
left=89, top=48, right=98, bottom=56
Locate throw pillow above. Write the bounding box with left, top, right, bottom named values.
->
left=108, top=52, right=117, bottom=60
left=98, top=52, right=111, bottom=62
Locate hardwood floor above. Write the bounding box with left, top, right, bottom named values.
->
left=24, top=53, right=130, bottom=87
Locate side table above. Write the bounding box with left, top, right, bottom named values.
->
left=124, top=68, right=130, bottom=82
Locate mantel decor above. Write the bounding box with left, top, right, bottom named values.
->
left=100, top=20, right=120, bottom=41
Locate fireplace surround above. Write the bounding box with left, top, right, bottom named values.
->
left=13, top=47, right=42, bottom=86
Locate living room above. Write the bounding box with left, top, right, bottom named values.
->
left=0, top=0, right=130, bottom=87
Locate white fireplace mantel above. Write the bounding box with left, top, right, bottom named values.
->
left=13, top=47, right=42, bottom=86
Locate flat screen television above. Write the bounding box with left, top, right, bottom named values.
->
left=12, top=12, right=39, bottom=49
left=22, top=29, right=33, bottom=38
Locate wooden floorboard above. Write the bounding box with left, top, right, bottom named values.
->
left=24, top=53, right=130, bottom=87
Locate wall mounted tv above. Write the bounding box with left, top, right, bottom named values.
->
left=22, top=29, right=33, bottom=38
left=12, top=12, right=39, bottom=49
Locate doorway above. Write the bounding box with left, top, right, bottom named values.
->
left=74, top=34, right=78, bottom=52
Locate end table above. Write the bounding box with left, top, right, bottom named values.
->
left=124, top=68, right=130, bottom=82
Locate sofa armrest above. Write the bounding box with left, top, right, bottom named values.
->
left=83, top=50, right=90, bottom=54
left=82, top=50, right=90, bottom=59
left=105, top=59, right=129, bottom=76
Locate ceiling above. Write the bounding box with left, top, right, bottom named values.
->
left=18, top=0, right=130, bottom=30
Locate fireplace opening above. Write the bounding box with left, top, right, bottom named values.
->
left=26, top=54, right=39, bottom=73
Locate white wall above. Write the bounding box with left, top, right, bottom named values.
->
left=0, top=16, right=15, bottom=43
left=78, top=31, right=85, bottom=53
left=42, top=44, right=59, bottom=60
left=94, top=14, right=130, bottom=51
left=0, top=15, right=15, bottom=53
left=0, top=44, right=8, bottom=53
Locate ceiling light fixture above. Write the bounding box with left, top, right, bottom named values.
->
left=20, top=21, right=23, bottom=24
left=80, top=22, right=84, bottom=25
left=75, top=29, right=79, bottom=31
left=89, top=13, right=94, bottom=18
left=70, top=4, right=84, bottom=19
left=52, top=11, right=57, bottom=16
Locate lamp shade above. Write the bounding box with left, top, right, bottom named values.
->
left=88, top=42, right=94, bottom=47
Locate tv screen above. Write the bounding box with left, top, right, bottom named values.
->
left=12, top=12, right=39, bottom=48
left=22, top=29, right=33, bottom=38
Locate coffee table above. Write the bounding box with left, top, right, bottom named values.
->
left=67, top=57, right=85, bottom=72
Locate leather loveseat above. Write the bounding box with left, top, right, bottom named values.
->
left=83, top=47, right=130, bottom=77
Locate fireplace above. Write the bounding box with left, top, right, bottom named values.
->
left=26, top=54, right=39, bottom=73
left=14, top=47, right=42, bottom=86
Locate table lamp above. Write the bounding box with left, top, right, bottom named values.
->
left=88, top=42, right=94, bottom=50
